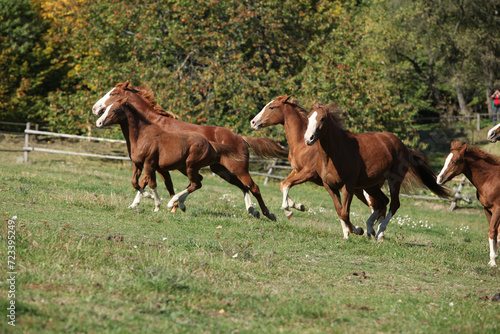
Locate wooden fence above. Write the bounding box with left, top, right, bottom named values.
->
left=2, top=122, right=479, bottom=210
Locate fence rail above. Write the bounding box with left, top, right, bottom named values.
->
left=2, top=121, right=480, bottom=210
left=22, top=122, right=129, bottom=163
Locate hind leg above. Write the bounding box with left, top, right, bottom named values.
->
left=357, top=186, right=388, bottom=237
left=239, top=172, right=276, bottom=221
left=167, top=166, right=202, bottom=210
left=375, top=179, right=402, bottom=241
left=210, top=163, right=260, bottom=219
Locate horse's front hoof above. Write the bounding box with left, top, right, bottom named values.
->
left=377, top=235, right=385, bottom=242
left=366, top=230, right=376, bottom=238
left=285, top=210, right=293, bottom=220
left=268, top=213, right=277, bottom=222
left=297, top=204, right=305, bottom=211
left=356, top=227, right=364, bottom=236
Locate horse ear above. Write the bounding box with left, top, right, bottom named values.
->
left=463, top=142, right=468, bottom=152
left=124, top=80, right=130, bottom=88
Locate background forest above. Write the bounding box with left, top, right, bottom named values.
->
left=1, top=0, right=500, bottom=146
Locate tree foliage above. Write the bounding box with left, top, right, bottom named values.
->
left=1, top=0, right=499, bottom=145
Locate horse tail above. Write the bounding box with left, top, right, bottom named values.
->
left=407, top=150, right=452, bottom=198
left=242, top=136, right=289, bottom=159
left=209, top=141, right=246, bottom=162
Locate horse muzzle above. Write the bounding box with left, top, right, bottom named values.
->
left=250, top=119, right=262, bottom=130
left=304, top=134, right=317, bottom=146
left=487, top=129, right=499, bottom=143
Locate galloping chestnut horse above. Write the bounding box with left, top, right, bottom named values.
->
left=304, top=102, right=450, bottom=241
left=94, top=87, right=244, bottom=212
left=437, top=141, right=500, bottom=266
left=251, top=95, right=387, bottom=238
left=487, top=123, right=500, bottom=142
left=93, top=81, right=288, bottom=220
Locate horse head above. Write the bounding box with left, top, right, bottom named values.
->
left=304, top=102, right=328, bottom=146
left=250, top=95, right=294, bottom=130
left=487, top=123, right=500, bottom=143
left=94, top=83, right=130, bottom=128
left=436, top=141, right=468, bottom=185
left=92, top=80, right=132, bottom=116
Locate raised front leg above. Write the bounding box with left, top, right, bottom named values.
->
left=280, top=169, right=315, bottom=219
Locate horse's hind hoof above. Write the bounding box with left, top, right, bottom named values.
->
left=297, top=204, right=305, bottom=211
left=285, top=210, right=293, bottom=220
left=179, top=203, right=186, bottom=212
left=356, top=226, right=364, bottom=236
left=268, top=213, right=277, bottom=222
left=248, top=207, right=260, bottom=219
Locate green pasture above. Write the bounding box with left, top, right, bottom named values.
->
left=0, top=134, right=499, bottom=333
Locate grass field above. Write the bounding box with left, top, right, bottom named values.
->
left=0, top=133, right=499, bottom=333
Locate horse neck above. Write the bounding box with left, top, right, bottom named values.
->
left=283, top=105, right=309, bottom=150
left=127, top=92, right=168, bottom=125
left=462, top=152, right=494, bottom=189
left=318, top=115, right=347, bottom=156
left=119, top=107, right=151, bottom=154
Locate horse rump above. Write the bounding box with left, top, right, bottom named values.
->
left=209, top=141, right=246, bottom=161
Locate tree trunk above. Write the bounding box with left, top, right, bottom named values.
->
left=456, top=86, right=467, bottom=115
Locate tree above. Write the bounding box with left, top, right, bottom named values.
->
left=0, top=0, right=68, bottom=124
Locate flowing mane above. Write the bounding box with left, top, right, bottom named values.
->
left=286, top=98, right=310, bottom=117
left=468, top=147, right=500, bottom=165
left=312, top=101, right=345, bottom=128
left=121, top=82, right=178, bottom=119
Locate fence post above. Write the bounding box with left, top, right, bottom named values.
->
left=264, top=159, right=277, bottom=185
left=24, top=122, right=31, bottom=163
left=476, top=114, right=480, bottom=131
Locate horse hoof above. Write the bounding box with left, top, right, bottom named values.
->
left=297, top=204, right=305, bottom=211
left=377, top=235, right=385, bottom=242
left=366, top=230, right=376, bottom=238
left=268, top=213, right=277, bottom=222
left=285, top=210, right=293, bottom=220
left=179, top=203, right=186, bottom=212
left=154, top=207, right=160, bottom=212
left=356, top=227, right=364, bottom=236
left=248, top=207, right=260, bottom=219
